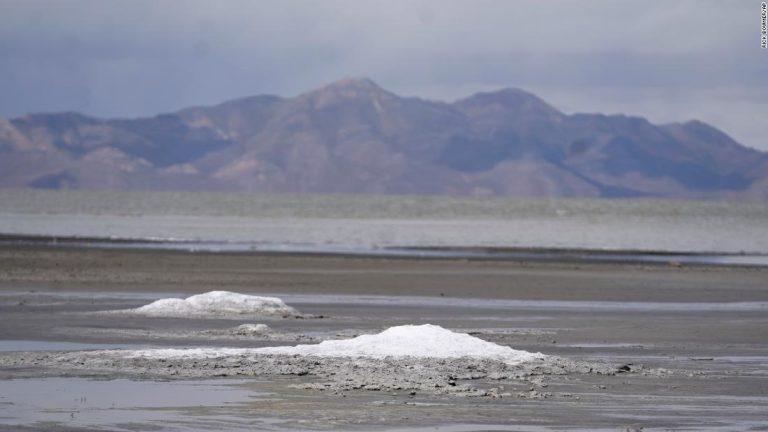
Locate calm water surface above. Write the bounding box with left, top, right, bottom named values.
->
left=0, top=189, right=766, bottom=255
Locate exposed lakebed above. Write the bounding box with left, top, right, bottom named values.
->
left=1, top=287, right=767, bottom=431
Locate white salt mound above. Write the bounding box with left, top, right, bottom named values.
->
left=257, top=324, right=542, bottom=364
left=126, top=325, right=542, bottom=365
left=130, top=291, right=301, bottom=318
left=234, top=323, right=272, bottom=335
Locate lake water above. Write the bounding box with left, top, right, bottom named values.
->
left=0, top=377, right=279, bottom=431
left=1, top=189, right=767, bottom=263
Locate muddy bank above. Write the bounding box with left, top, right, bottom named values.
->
left=0, top=349, right=629, bottom=397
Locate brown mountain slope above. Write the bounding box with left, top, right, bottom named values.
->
left=1, top=78, right=766, bottom=198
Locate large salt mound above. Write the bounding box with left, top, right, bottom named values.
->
left=125, top=325, right=542, bottom=365
left=129, top=291, right=301, bottom=318
left=257, top=324, right=542, bottom=364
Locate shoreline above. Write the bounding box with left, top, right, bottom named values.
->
left=2, top=233, right=767, bottom=268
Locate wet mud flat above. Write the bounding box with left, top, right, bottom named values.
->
left=1, top=246, right=768, bottom=431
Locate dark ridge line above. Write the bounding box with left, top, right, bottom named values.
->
left=0, top=232, right=761, bottom=256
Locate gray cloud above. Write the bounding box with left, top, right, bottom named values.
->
left=0, top=0, right=765, bottom=150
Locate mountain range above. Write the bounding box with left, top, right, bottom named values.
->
left=2, top=77, right=767, bottom=199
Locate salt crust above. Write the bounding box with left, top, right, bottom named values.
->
left=130, top=291, right=301, bottom=317
left=126, top=324, right=542, bottom=365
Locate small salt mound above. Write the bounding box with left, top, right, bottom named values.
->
left=130, top=291, right=301, bottom=318
left=257, top=324, right=542, bottom=364
left=234, top=323, right=272, bottom=335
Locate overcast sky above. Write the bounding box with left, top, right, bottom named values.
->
left=1, top=0, right=766, bottom=150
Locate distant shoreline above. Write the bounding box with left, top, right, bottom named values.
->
left=2, top=232, right=767, bottom=268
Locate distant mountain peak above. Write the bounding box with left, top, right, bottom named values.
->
left=460, top=87, right=544, bottom=102
left=294, top=77, right=398, bottom=112
left=304, top=77, right=392, bottom=100
left=487, top=87, right=538, bottom=97
left=455, top=87, right=563, bottom=118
